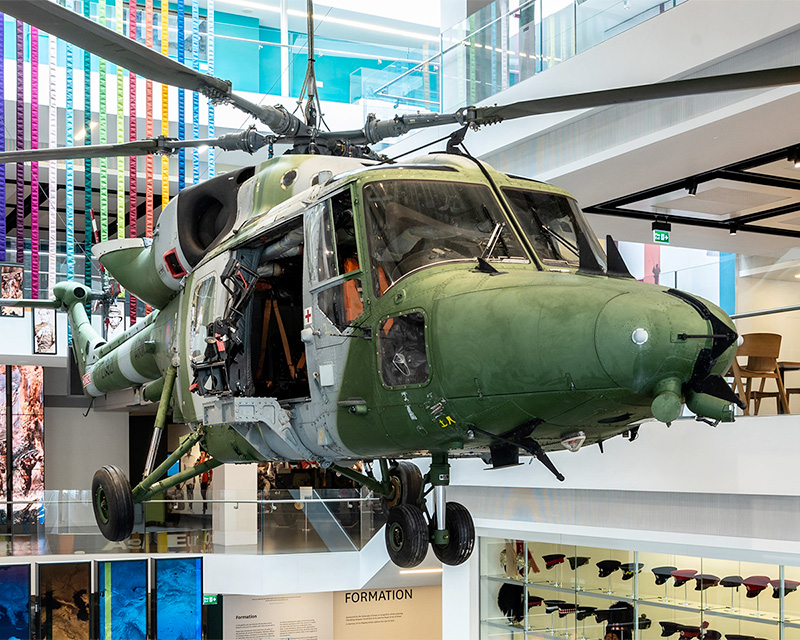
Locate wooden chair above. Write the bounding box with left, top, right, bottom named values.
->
left=730, top=333, right=789, bottom=415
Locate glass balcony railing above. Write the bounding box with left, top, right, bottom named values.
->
left=0, top=489, right=385, bottom=557
left=376, top=0, right=688, bottom=113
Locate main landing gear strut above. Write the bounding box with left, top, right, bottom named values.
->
left=335, top=452, right=475, bottom=568
left=90, top=364, right=222, bottom=541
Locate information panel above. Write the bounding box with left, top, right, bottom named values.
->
left=0, top=564, right=29, bottom=640
left=98, top=559, right=147, bottom=640
left=154, top=557, right=202, bottom=640
left=38, top=562, right=90, bottom=640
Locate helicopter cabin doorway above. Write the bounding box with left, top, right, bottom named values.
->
left=242, top=185, right=363, bottom=403
left=245, top=227, right=309, bottom=402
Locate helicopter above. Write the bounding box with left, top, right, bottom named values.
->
left=0, top=0, right=796, bottom=569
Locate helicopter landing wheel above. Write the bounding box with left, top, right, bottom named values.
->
left=385, top=504, right=428, bottom=568
left=431, top=502, right=475, bottom=566
left=381, top=461, right=423, bottom=511
left=91, top=465, right=134, bottom=542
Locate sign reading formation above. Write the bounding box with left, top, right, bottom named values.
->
left=223, top=586, right=441, bottom=640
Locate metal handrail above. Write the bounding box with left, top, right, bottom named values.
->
left=731, top=304, right=800, bottom=320
left=372, top=0, right=536, bottom=99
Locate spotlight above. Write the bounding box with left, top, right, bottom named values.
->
left=789, top=146, right=800, bottom=169
left=686, top=181, right=698, bottom=196
left=729, top=224, right=738, bottom=235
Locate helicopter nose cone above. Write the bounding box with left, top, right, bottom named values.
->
left=594, top=289, right=718, bottom=405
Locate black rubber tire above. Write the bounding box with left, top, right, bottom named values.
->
left=381, top=461, right=424, bottom=511
left=431, top=502, right=475, bottom=566
left=385, top=504, right=429, bottom=568
left=91, top=465, right=135, bottom=542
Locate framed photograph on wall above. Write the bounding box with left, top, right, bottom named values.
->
left=105, top=299, right=127, bottom=341
left=33, top=307, right=57, bottom=354
left=0, top=264, right=24, bottom=317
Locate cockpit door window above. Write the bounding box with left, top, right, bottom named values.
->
left=305, top=189, right=364, bottom=329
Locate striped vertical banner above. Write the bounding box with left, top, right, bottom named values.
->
left=144, top=0, right=154, bottom=316
left=177, top=0, right=185, bottom=191
left=0, top=13, right=7, bottom=263
left=160, top=0, right=169, bottom=206
left=115, top=0, right=125, bottom=239
left=144, top=0, right=153, bottom=239
left=48, top=32, right=56, bottom=296
left=207, top=0, right=215, bottom=178
left=99, top=0, right=108, bottom=243
left=66, top=42, right=75, bottom=284
left=128, top=0, right=137, bottom=324
left=191, top=0, right=199, bottom=184
left=30, top=27, right=39, bottom=299
left=15, top=20, right=24, bottom=266
left=84, top=0, right=93, bottom=303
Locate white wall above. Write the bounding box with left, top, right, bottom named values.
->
left=44, top=405, right=128, bottom=490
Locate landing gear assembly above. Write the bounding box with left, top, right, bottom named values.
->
left=334, top=452, right=476, bottom=568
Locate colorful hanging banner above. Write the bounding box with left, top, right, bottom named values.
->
left=144, top=0, right=154, bottom=316
left=30, top=27, right=39, bottom=299
left=0, top=13, right=6, bottom=263
left=48, top=31, right=56, bottom=296
left=116, top=0, right=125, bottom=239
left=177, top=0, right=185, bottom=191
left=66, top=42, right=75, bottom=284
left=192, top=0, right=199, bottom=184
left=15, top=20, right=24, bottom=266
left=145, top=0, right=153, bottom=239
left=84, top=0, right=93, bottom=300
left=99, top=0, right=108, bottom=244
left=207, top=0, right=215, bottom=178
left=161, top=0, right=169, bottom=205
left=128, top=0, right=138, bottom=324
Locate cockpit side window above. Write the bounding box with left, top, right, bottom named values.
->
left=363, top=179, right=528, bottom=297
left=502, top=188, right=607, bottom=270
left=305, top=189, right=364, bottom=328
left=189, top=276, right=216, bottom=362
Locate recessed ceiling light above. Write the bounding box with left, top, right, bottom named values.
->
left=398, top=568, right=443, bottom=575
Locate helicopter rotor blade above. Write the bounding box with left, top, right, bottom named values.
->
left=0, top=0, right=305, bottom=136
left=474, top=64, right=800, bottom=122
left=333, top=64, right=800, bottom=147
left=0, top=129, right=274, bottom=164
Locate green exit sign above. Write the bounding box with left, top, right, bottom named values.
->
left=653, top=229, right=670, bottom=244
left=203, top=595, right=218, bottom=606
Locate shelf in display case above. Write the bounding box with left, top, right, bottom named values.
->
left=638, top=596, right=782, bottom=624
left=487, top=575, right=577, bottom=597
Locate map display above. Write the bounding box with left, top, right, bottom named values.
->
left=0, top=564, right=29, bottom=640
left=99, top=559, right=148, bottom=640
left=38, top=562, right=90, bottom=640
left=155, top=557, right=202, bottom=640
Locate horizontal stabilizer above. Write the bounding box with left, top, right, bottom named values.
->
left=0, top=298, right=60, bottom=309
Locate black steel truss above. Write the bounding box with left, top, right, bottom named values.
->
left=584, top=143, right=800, bottom=239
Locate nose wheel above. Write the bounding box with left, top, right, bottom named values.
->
left=430, top=501, right=475, bottom=566
left=385, top=504, right=429, bottom=568
left=383, top=454, right=475, bottom=568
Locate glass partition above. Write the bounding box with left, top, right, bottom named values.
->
left=0, top=489, right=383, bottom=558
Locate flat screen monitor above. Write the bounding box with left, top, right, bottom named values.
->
left=0, top=564, right=30, bottom=640
left=37, top=561, right=90, bottom=640
left=154, top=557, right=202, bottom=640
left=98, top=559, right=148, bottom=640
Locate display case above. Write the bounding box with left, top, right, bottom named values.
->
left=480, top=539, right=792, bottom=639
